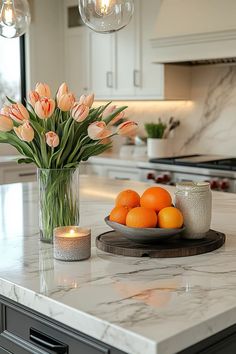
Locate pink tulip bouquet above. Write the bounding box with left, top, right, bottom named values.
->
left=0, top=82, right=138, bottom=242
left=0, top=82, right=137, bottom=168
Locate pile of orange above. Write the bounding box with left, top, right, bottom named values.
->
left=109, top=187, right=183, bottom=229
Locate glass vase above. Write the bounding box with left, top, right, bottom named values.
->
left=38, top=168, right=80, bottom=243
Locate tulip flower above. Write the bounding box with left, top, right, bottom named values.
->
left=9, top=103, right=29, bottom=124
left=0, top=105, right=10, bottom=116
left=71, top=103, right=89, bottom=122
left=79, top=93, right=94, bottom=108
left=116, top=121, right=138, bottom=137
left=102, top=105, right=116, bottom=118
left=88, top=121, right=112, bottom=140
left=29, top=90, right=40, bottom=108
left=14, top=121, right=34, bottom=142
left=58, top=93, right=75, bottom=112
left=35, top=98, right=56, bottom=119
left=35, top=82, right=51, bottom=98
left=45, top=131, right=60, bottom=148
left=57, top=82, right=69, bottom=102
left=109, top=111, right=125, bottom=126
left=102, top=105, right=126, bottom=126
left=0, top=115, right=13, bottom=132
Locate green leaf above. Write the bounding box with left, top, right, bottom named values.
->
left=6, top=96, right=16, bottom=104
left=17, top=158, right=34, bottom=164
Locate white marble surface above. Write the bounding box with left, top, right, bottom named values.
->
left=0, top=177, right=236, bottom=354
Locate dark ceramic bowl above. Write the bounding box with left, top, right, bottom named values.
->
left=105, top=216, right=185, bottom=244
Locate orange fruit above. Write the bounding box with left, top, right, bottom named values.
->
left=115, top=189, right=140, bottom=208
left=126, top=207, right=157, bottom=228
left=140, top=186, right=172, bottom=212
left=109, top=206, right=130, bottom=225
left=157, top=207, right=183, bottom=229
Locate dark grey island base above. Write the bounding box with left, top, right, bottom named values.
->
left=0, top=297, right=126, bottom=354
left=0, top=297, right=235, bottom=354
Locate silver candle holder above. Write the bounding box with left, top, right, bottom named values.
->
left=53, top=226, right=91, bottom=261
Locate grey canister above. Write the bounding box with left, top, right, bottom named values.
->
left=175, top=182, right=212, bottom=239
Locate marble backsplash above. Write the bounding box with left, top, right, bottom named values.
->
left=98, top=65, right=236, bottom=157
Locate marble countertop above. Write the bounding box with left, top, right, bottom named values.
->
left=0, top=176, right=236, bottom=354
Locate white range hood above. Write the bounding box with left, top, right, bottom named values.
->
left=151, top=0, right=236, bottom=64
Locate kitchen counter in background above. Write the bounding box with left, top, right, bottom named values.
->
left=0, top=177, right=236, bottom=353
left=0, top=153, right=147, bottom=184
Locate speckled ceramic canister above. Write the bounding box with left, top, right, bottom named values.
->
left=175, top=182, right=212, bottom=239
left=54, top=227, right=91, bottom=261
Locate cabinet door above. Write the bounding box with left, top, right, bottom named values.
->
left=88, top=32, right=115, bottom=99
left=114, top=11, right=137, bottom=98
left=64, top=0, right=90, bottom=96
left=136, top=0, right=164, bottom=99
left=65, top=28, right=90, bottom=96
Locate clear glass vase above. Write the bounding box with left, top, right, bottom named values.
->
left=38, top=168, right=80, bottom=243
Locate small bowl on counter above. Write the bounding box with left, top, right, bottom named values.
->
left=104, top=216, right=185, bottom=244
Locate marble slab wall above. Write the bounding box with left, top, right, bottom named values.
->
left=98, top=65, right=236, bottom=156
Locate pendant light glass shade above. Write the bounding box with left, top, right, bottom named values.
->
left=0, top=0, right=31, bottom=39
left=78, top=0, right=134, bottom=33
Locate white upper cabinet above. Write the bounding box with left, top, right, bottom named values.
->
left=63, top=0, right=190, bottom=100
left=135, top=0, right=165, bottom=99
left=65, top=28, right=89, bottom=96
left=64, top=0, right=90, bottom=96
left=88, top=31, right=115, bottom=99
left=113, top=9, right=138, bottom=98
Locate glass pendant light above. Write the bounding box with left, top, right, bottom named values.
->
left=0, top=0, right=31, bottom=39
left=78, top=0, right=134, bottom=33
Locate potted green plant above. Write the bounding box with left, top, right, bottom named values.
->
left=145, top=118, right=180, bottom=158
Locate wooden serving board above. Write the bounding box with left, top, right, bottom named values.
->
left=96, top=230, right=226, bottom=258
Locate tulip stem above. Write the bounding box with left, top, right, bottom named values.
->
left=39, top=168, right=79, bottom=243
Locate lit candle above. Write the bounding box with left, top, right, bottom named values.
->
left=54, top=226, right=91, bottom=261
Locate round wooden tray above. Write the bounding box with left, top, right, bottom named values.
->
left=96, top=230, right=226, bottom=258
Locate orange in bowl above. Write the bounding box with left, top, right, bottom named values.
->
left=115, top=189, right=140, bottom=209
left=126, top=207, right=157, bottom=228
left=109, top=206, right=130, bottom=225
left=140, top=186, right=172, bottom=212
left=158, top=207, right=183, bottom=229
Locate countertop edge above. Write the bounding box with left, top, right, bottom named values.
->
left=0, top=277, right=157, bottom=354
left=158, top=306, right=236, bottom=354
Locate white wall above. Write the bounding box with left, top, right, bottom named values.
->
left=26, top=0, right=65, bottom=93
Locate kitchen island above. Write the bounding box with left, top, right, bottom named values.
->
left=0, top=176, right=236, bottom=354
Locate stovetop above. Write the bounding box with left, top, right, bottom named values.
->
left=149, top=154, right=236, bottom=171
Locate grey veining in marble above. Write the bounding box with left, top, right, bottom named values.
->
left=0, top=177, right=236, bottom=354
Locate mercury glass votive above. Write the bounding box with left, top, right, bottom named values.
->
left=53, top=227, right=91, bottom=261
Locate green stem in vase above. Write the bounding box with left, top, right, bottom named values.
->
left=39, top=168, right=79, bottom=243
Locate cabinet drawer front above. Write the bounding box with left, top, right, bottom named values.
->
left=107, top=169, right=139, bottom=181
left=1, top=305, right=108, bottom=354
left=3, top=167, right=37, bottom=184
